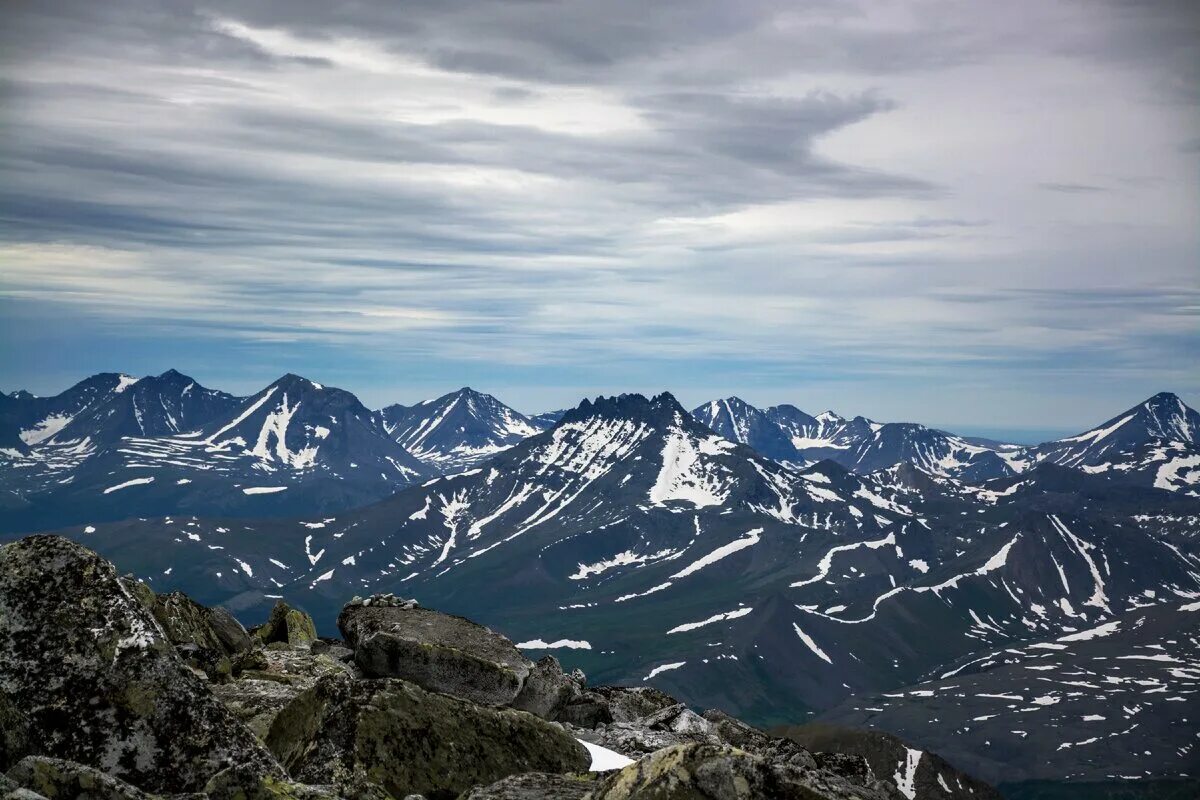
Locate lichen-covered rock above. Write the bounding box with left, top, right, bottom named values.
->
left=214, top=643, right=356, bottom=740
left=572, top=698, right=833, bottom=783
left=252, top=642, right=356, bottom=684
left=253, top=601, right=318, bottom=647
left=557, top=685, right=681, bottom=730
left=148, top=591, right=253, bottom=683
left=640, top=705, right=712, bottom=737
left=588, top=743, right=894, bottom=800
left=554, top=693, right=613, bottom=729
left=6, top=756, right=151, bottom=800
left=0, top=693, right=32, bottom=772
left=592, top=687, right=678, bottom=725
left=208, top=607, right=254, bottom=654
left=456, top=772, right=597, bottom=800
left=570, top=725, right=692, bottom=762
left=571, top=703, right=721, bottom=760
left=202, top=764, right=362, bottom=800
left=265, top=674, right=590, bottom=800
left=811, top=752, right=874, bottom=788
left=511, top=656, right=582, bottom=720
left=118, top=576, right=155, bottom=614
left=701, top=710, right=818, bottom=771
left=0, top=535, right=284, bottom=793
left=233, top=648, right=271, bottom=676
left=306, top=639, right=355, bottom=663
left=213, top=679, right=306, bottom=741
left=338, top=604, right=531, bottom=707
left=0, top=774, right=46, bottom=800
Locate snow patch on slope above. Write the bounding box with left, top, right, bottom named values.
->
left=649, top=424, right=730, bottom=508
left=671, top=529, right=762, bottom=579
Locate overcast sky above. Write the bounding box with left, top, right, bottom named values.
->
left=1, top=0, right=1196, bottom=437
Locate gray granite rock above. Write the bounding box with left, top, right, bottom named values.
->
left=265, top=674, right=590, bottom=800
left=338, top=603, right=531, bottom=707
left=0, top=535, right=283, bottom=793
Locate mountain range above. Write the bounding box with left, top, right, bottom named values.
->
left=0, top=372, right=433, bottom=528
left=692, top=392, right=1199, bottom=488
left=5, top=376, right=1197, bottom=795
left=4, top=372, right=1196, bottom=537
left=1, top=372, right=560, bottom=530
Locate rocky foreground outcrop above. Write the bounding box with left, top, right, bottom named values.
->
left=267, top=674, right=589, bottom=799
left=0, top=535, right=281, bottom=793
left=0, top=535, right=995, bottom=799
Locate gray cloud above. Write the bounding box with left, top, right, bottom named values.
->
left=0, top=0, right=1197, bottom=425
left=1038, top=182, right=1107, bottom=193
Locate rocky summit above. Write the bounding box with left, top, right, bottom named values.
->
left=0, top=535, right=1000, bottom=799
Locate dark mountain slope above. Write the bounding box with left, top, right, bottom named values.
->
left=817, top=600, right=1200, bottom=787
left=51, top=368, right=243, bottom=442
left=0, top=372, right=138, bottom=455
left=691, top=397, right=809, bottom=463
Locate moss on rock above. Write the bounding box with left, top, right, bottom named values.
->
left=253, top=601, right=318, bottom=647
left=6, top=756, right=152, bottom=800
left=456, top=772, right=598, bottom=800
left=0, top=692, right=32, bottom=772
left=266, top=674, right=590, bottom=800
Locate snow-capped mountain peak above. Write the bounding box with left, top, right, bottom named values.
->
left=1032, top=392, right=1200, bottom=492
left=3, top=371, right=211, bottom=453
left=1139, top=391, right=1196, bottom=442
left=691, top=396, right=808, bottom=463
left=198, top=374, right=416, bottom=474
left=378, top=386, right=546, bottom=471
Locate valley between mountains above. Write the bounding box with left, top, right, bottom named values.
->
left=2, top=372, right=1198, bottom=797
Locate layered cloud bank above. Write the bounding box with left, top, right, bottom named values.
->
left=0, top=0, right=1197, bottom=424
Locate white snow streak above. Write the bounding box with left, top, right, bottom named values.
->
left=790, top=533, right=895, bottom=588
left=792, top=622, right=833, bottom=664
left=103, top=476, right=155, bottom=494
left=643, top=662, right=686, bottom=681
left=671, top=529, right=762, bottom=579
left=667, top=607, right=752, bottom=634
left=516, top=639, right=592, bottom=650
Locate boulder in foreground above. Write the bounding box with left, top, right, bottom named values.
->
left=151, top=589, right=253, bottom=680
left=457, top=772, right=597, bottom=800
left=265, top=673, right=591, bottom=800
left=6, top=756, right=151, bottom=800
left=338, top=599, right=532, bottom=706
left=253, top=599, right=318, bottom=647
left=0, top=535, right=283, bottom=793
left=588, top=742, right=894, bottom=800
